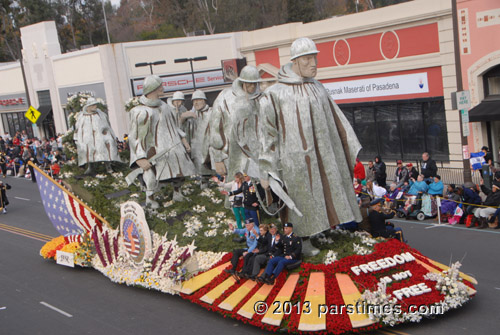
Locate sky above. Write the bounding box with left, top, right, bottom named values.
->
left=110, top=0, right=120, bottom=8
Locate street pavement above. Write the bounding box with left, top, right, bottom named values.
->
left=0, top=176, right=499, bottom=335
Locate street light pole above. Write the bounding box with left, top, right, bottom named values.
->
left=174, top=56, right=208, bottom=91
left=135, top=60, right=166, bottom=75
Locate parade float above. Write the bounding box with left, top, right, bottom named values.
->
left=35, top=161, right=477, bottom=333
left=37, top=37, right=477, bottom=334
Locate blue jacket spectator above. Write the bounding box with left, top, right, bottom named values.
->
left=428, top=175, right=444, bottom=196
left=463, top=187, right=481, bottom=205
left=407, top=175, right=429, bottom=195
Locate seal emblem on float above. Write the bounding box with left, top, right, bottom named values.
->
left=120, top=201, right=152, bottom=263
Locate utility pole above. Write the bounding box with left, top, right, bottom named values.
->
left=451, top=0, right=472, bottom=183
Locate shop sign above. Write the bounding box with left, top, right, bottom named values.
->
left=59, top=83, right=106, bottom=105
left=323, top=72, right=429, bottom=101
left=132, top=70, right=226, bottom=96
left=0, top=93, right=28, bottom=111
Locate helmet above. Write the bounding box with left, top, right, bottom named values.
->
left=238, top=65, right=260, bottom=83
left=191, top=90, right=207, bottom=100
left=172, top=91, right=185, bottom=101
left=143, top=75, right=163, bottom=95
left=290, top=37, right=320, bottom=60
left=83, top=97, right=99, bottom=108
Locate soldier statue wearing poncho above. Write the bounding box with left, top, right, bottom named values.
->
left=209, top=65, right=262, bottom=179
left=73, top=97, right=121, bottom=174
left=189, top=90, right=214, bottom=188
left=128, top=75, right=195, bottom=208
left=259, top=37, right=362, bottom=256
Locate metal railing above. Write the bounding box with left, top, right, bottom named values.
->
left=365, top=161, right=482, bottom=185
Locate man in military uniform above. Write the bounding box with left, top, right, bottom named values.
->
left=225, top=218, right=259, bottom=275
left=258, top=222, right=301, bottom=285
left=224, top=173, right=263, bottom=227
left=368, top=198, right=406, bottom=242
left=249, top=223, right=283, bottom=280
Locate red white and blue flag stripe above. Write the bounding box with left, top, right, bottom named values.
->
left=33, top=165, right=104, bottom=237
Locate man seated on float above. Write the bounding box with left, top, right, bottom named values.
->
left=225, top=218, right=259, bottom=275
left=257, top=222, right=301, bottom=285
left=369, top=198, right=406, bottom=243
left=247, top=223, right=283, bottom=280
left=238, top=224, right=270, bottom=279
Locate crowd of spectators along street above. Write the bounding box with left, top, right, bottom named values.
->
left=0, top=130, right=67, bottom=180
left=353, top=149, right=500, bottom=230
left=0, top=131, right=129, bottom=182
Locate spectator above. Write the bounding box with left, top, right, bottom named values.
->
left=366, top=160, right=376, bottom=183
left=353, top=178, right=363, bottom=196
left=368, top=198, right=406, bottom=242
left=385, top=183, right=402, bottom=210
left=258, top=222, right=301, bottom=285
left=248, top=223, right=282, bottom=280
left=428, top=175, right=444, bottom=197
left=0, top=180, right=11, bottom=214
left=238, top=224, right=270, bottom=279
left=374, top=155, right=387, bottom=188
left=440, top=184, right=461, bottom=218
left=0, top=152, right=6, bottom=178
left=407, top=174, right=429, bottom=195
left=0, top=137, right=5, bottom=153
left=224, top=173, right=263, bottom=227
left=406, top=163, right=419, bottom=181
left=225, top=218, right=259, bottom=275
left=50, top=160, right=61, bottom=177
left=366, top=180, right=387, bottom=199
left=354, top=158, right=366, bottom=181
left=394, top=160, right=409, bottom=189
left=461, top=182, right=482, bottom=225
left=214, top=173, right=246, bottom=240
left=473, top=180, right=500, bottom=229
left=421, top=152, right=438, bottom=182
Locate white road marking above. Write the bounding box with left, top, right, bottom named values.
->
left=40, top=301, right=73, bottom=318
left=495, top=287, right=500, bottom=290
left=14, top=197, right=30, bottom=201
left=425, top=224, right=446, bottom=229
left=0, top=307, right=6, bottom=310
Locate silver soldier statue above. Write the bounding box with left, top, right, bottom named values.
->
left=128, top=76, right=195, bottom=208
left=209, top=65, right=262, bottom=179
left=73, top=97, right=121, bottom=174
left=168, top=91, right=197, bottom=146
left=259, top=37, right=362, bottom=255
left=189, top=90, right=214, bottom=188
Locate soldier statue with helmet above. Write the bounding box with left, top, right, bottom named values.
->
left=259, top=37, right=362, bottom=256
left=168, top=91, right=197, bottom=146
left=190, top=90, right=214, bottom=188
left=209, top=65, right=262, bottom=179
left=128, top=75, right=195, bottom=207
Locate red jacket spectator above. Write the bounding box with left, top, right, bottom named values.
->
left=354, top=158, right=366, bottom=180
left=51, top=162, right=60, bottom=176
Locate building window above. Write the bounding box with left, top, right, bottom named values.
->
left=483, top=64, right=500, bottom=99
left=339, top=98, right=449, bottom=162
left=1, top=111, right=34, bottom=139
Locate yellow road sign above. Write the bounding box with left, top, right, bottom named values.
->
left=25, top=106, right=41, bottom=124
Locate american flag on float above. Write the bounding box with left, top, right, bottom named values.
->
left=31, top=163, right=107, bottom=237
left=122, top=218, right=140, bottom=257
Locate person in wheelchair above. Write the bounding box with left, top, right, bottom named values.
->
left=369, top=198, right=407, bottom=243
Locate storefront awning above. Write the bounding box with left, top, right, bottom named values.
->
left=469, top=99, right=500, bottom=122
left=35, top=105, right=52, bottom=125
